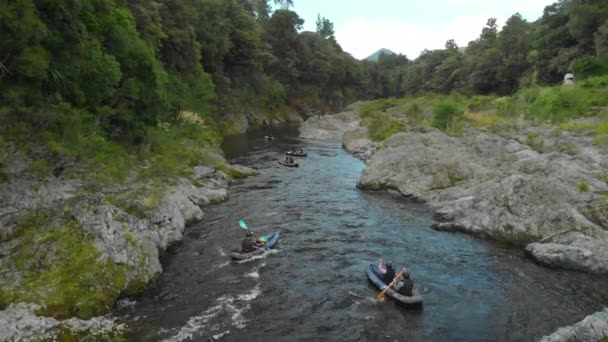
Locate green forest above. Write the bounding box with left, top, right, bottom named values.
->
left=1, top=0, right=608, bottom=180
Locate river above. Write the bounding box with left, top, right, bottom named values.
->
left=115, top=126, right=608, bottom=341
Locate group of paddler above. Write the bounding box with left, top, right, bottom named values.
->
left=236, top=137, right=421, bottom=306
left=279, top=148, right=306, bottom=167
left=234, top=220, right=421, bottom=307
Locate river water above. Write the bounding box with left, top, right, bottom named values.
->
left=116, top=127, right=608, bottom=341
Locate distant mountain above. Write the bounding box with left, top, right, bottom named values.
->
left=364, top=48, right=396, bottom=62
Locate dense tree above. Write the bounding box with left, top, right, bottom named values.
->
left=1, top=0, right=607, bottom=151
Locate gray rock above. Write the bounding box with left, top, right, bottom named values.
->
left=0, top=303, right=126, bottom=342
left=342, top=127, right=377, bottom=162
left=299, top=110, right=360, bottom=140
left=0, top=177, right=82, bottom=239
left=540, top=308, right=608, bottom=342
left=228, top=164, right=260, bottom=178
left=356, top=125, right=608, bottom=273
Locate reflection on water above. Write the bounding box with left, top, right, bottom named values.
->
left=117, top=128, right=608, bottom=341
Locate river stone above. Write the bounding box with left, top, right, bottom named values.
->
left=540, top=308, right=608, bottom=342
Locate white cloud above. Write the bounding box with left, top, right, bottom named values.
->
left=337, top=15, right=505, bottom=59
left=333, top=0, right=552, bottom=60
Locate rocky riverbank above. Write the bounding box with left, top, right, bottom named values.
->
left=0, top=146, right=258, bottom=340
left=540, top=309, right=608, bottom=342
left=300, top=105, right=608, bottom=341
left=303, top=107, right=608, bottom=274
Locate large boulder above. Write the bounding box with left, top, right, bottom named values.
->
left=299, top=109, right=360, bottom=140
left=540, top=308, right=608, bottom=342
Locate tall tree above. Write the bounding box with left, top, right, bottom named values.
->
left=498, top=13, right=532, bottom=93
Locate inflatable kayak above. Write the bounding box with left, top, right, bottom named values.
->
left=278, top=160, right=299, bottom=167
left=231, top=232, right=280, bottom=260
left=285, top=151, right=307, bottom=157
left=366, top=263, right=423, bottom=307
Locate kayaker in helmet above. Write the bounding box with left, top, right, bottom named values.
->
left=394, top=267, right=414, bottom=296
left=241, top=231, right=262, bottom=253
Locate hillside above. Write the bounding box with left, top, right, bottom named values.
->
left=364, top=48, right=396, bottom=61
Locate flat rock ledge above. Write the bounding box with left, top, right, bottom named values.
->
left=540, top=308, right=608, bottom=342
left=0, top=303, right=127, bottom=341
left=299, top=105, right=361, bottom=140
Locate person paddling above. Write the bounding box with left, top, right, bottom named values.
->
left=394, top=267, right=414, bottom=296
left=379, top=260, right=414, bottom=296
left=378, top=259, right=396, bottom=285
left=241, top=231, right=263, bottom=253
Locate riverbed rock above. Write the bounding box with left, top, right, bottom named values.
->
left=299, top=109, right=360, bottom=140
left=342, top=126, right=377, bottom=162
left=0, top=177, right=82, bottom=240
left=540, top=308, right=608, bottom=342
left=0, top=303, right=126, bottom=341
left=356, top=125, right=608, bottom=273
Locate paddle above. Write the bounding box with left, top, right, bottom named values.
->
left=377, top=270, right=405, bottom=303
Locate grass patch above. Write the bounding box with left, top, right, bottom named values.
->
left=497, top=76, right=608, bottom=123
left=504, top=230, right=542, bottom=246
left=577, top=181, right=589, bottom=192
left=44, top=133, right=135, bottom=184
left=559, top=121, right=595, bottom=133
left=216, top=164, right=249, bottom=179
left=138, top=122, right=222, bottom=179
left=466, top=112, right=504, bottom=130
left=368, top=116, right=407, bottom=141
left=359, top=99, right=409, bottom=141
left=26, top=159, right=49, bottom=178
left=105, top=182, right=167, bottom=217
left=525, top=132, right=545, bottom=152
left=432, top=101, right=464, bottom=131
left=2, top=213, right=128, bottom=319
left=360, top=98, right=405, bottom=119
left=58, top=327, right=129, bottom=342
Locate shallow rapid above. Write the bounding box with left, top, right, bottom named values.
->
left=116, top=127, right=608, bottom=341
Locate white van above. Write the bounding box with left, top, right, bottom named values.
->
left=564, top=73, right=575, bottom=85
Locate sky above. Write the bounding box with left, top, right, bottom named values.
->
left=289, top=0, right=555, bottom=60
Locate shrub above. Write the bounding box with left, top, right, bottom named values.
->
left=570, top=56, right=608, bottom=79
left=360, top=98, right=402, bottom=118
left=432, top=101, right=464, bottom=130
left=368, top=117, right=406, bottom=141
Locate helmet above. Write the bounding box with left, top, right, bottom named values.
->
left=386, top=261, right=393, bottom=269
left=246, top=231, right=253, bottom=237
